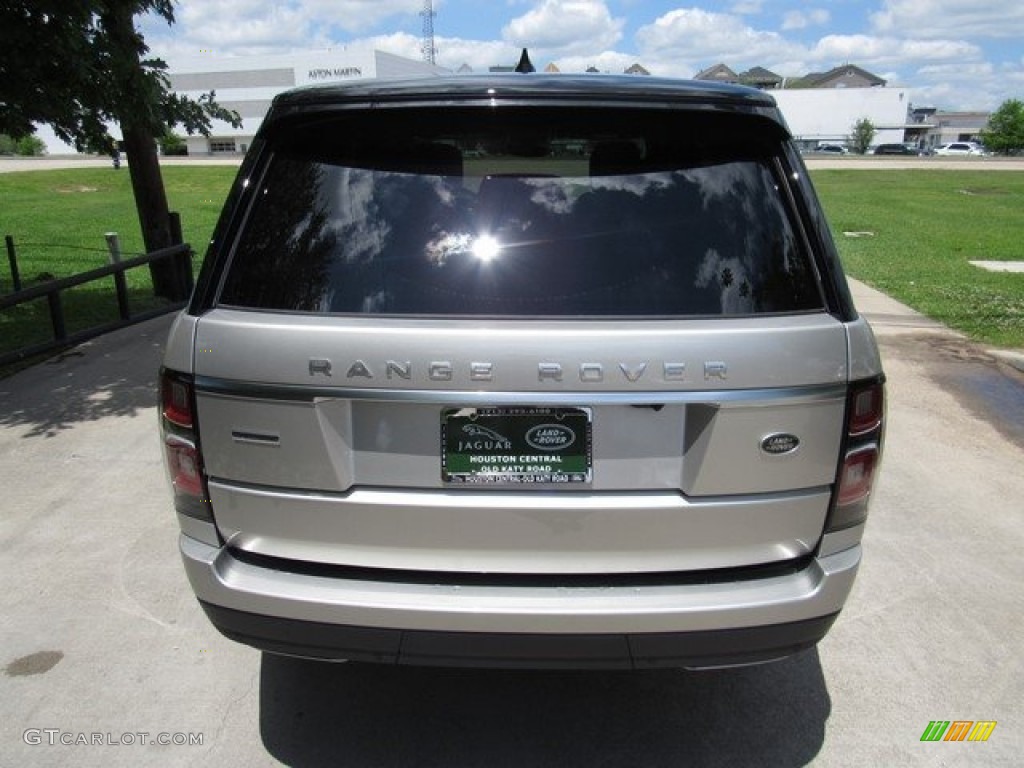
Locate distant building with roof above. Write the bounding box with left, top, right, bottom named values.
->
left=694, top=62, right=908, bottom=149
left=694, top=62, right=886, bottom=91
left=166, top=47, right=446, bottom=154
left=797, top=65, right=887, bottom=89
left=34, top=45, right=447, bottom=155
left=908, top=107, right=990, bottom=149
left=739, top=67, right=783, bottom=90
left=624, top=63, right=651, bottom=76
left=694, top=63, right=740, bottom=83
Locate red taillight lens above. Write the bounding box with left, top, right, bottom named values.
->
left=165, top=434, right=204, bottom=497
left=826, top=379, right=885, bottom=532
left=849, top=383, right=884, bottom=435
left=162, top=375, right=193, bottom=428
left=837, top=445, right=880, bottom=507
left=160, top=369, right=212, bottom=522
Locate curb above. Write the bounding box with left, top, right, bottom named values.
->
left=989, top=349, right=1024, bottom=375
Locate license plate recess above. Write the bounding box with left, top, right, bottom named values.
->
left=442, top=406, right=592, bottom=484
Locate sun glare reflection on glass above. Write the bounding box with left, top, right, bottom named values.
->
left=472, top=235, right=501, bottom=262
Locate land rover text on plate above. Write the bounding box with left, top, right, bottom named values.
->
left=160, top=74, right=885, bottom=669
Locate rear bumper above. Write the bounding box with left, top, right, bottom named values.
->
left=181, top=534, right=859, bottom=669
left=201, top=601, right=837, bottom=669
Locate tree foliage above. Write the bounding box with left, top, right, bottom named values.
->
left=849, top=117, right=876, bottom=155
left=0, top=134, right=47, bottom=156
left=0, top=1, right=240, bottom=297
left=158, top=132, right=188, bottom=156
left=979, top=99, right=1024, bottom=155
left=0, top=1, right=238, bottom=152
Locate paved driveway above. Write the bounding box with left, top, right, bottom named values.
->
left=1, top=282, right=1021, bottom=767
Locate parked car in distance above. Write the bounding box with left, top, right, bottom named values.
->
left=873, top=143, right=919, bottom=156
left=160, top=73, right=886, bottom=670
left=933, top=142, right=985, bottom=156
left=815, top=143, right=849, bottom=154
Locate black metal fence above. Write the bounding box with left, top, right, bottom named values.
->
left=0, top=243, right=192, bottom=367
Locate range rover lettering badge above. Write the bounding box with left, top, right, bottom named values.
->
left=761, top=433, right=800, bottom=456
left=704, top=361, right=728, bottom=380
left=664, top=362, right=686, bottom=381
left=429, top=361, right=453, bottom=381
left=308, top=358, right=332, bottom=377
left=346, top=360, right=372, bottom=379
left=386, top=361, right=412, bottom=380
left=470, top=362, right=493, bottom=381
left=619, top=362, right=647, bottom=382
left=538, top=363, right=563, bottom=382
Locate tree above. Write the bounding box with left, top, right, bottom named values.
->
left=980, top=99, right=1024, bottom=155
left=158, top=132, right=188, bottom=156
left=17, top=135, right=47, bottom=156
left=0, top=134, right=46, bottom=155
left=849, top=117, right=876, bottom=155
left=0, top=1, right=241, bottom=298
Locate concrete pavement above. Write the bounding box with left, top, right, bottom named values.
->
left=1, top=283, right=1022, bottom=766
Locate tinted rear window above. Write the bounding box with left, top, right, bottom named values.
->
left=218, top=108, right=823, bottom=317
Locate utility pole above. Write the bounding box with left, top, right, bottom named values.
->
left=420, top=0, right=437, bottom=65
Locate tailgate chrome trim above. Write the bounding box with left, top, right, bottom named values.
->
left=195, top=376, right=846, bottom=406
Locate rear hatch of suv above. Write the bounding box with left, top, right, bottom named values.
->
left=170, top=79, right=879, bottom=595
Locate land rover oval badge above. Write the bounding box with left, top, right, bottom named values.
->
left=761, top=433, right=800, bottom=456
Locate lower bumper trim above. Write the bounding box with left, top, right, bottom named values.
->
left=200, top=601, right=837, bottom=670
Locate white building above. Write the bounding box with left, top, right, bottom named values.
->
left=168, top=47, right=448, bottom=154
left=694, top=63, right=913, bottom=149
left=32, top=46, right=446, bottom=155
left=773, top=87, right=913, bottom=148
left=33, top=51, right=913, bottom=155
left=169, top=51, right=912, bottom=154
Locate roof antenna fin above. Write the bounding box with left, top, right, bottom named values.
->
left=515, top=48, right=535, bottom=74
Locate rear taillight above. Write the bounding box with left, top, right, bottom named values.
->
left=826, top=379, right=885, bottom=532
left=160, top=369, right=213, bottom=522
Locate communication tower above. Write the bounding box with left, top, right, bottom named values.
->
left=421, top=0, right=437, bottom=65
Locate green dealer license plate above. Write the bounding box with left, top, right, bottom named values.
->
left=442, top=407, right=592, bottom=484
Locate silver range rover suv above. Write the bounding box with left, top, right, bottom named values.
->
left=160, top=74, right=885, bottom=669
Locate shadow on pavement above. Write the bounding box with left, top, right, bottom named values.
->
left=259, top=651, right=830, bottom=767
left=0, top=314, right=174, bottom=438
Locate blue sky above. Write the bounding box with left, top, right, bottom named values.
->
left=142, top=0, right=1024, bottom=111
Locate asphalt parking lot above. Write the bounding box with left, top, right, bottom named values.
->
left=1, top=280, right=1022, bottom=767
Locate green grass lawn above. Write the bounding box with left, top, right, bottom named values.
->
left=0, top=166, right=236, bottom=364
left=0, top=166, right=234, bottom=283
left=1, top=165, right=1023, bottom=363
left=812, top=169, right=1024, bottom=348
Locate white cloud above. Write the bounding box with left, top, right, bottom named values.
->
left=871, top=0, right=1024, bottom=39
left=635, top=9, right=797, bottom=76
left=811, top=34, right=981, bottom=68
left=782, top=9, right=830, bottom=31
left=637, top=8, right=778, bottom=53
left=502, top=0, right=624, bottom=55
left=293, top=0, right=424, bottom=34
left=431, top=36, right=524, bottom=71
left=553, top=50, right=638, bottom=74
left=145, top=0, right=425, bottom=58
left=174, top=2, right=321, bottom=53
left=138, top=0, right=1019, bottom=112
